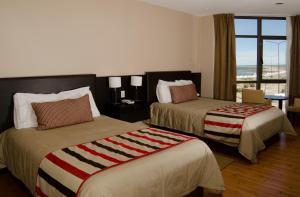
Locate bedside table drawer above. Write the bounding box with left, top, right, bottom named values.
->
left=106, top=102, right=149, bottom=123
left=119, top=109, right=148, bottom=122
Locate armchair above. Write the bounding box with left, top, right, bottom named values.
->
left=287, top=98, right=300, bottom=121
left=242, top=89, right=272, bottom=106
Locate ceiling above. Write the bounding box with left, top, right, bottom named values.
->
left=141, top=0, right=300, bottom=16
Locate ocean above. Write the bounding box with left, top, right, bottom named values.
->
left=237, top=65, right=286, bottom=79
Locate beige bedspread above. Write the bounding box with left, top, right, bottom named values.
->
left=150, top=98, right=296, bottom=162
left=0, top=116, right=224, bottom=197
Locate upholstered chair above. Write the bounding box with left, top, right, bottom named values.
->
left=287, top=98, right=300, bottom=121
left=242, top=89, right=272, bottom=106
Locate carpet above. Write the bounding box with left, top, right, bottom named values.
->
left=213, top=152, right=235, bottom=170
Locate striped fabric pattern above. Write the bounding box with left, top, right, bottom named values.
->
left=204, top=103, right=272, bottom=146
left=35, top=128, right=195, bottom=197
left=32, top=94, right=93, bottom=130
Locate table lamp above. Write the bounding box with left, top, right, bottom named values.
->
left=131, top=76, right=142, bottom=101
left=109, top=77, right=121, bottom=104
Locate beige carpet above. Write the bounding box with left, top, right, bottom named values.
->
left=213, top=152, right=234, bottom=170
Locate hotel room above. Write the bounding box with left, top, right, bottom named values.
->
left=0, top=0, right=299, bottom=196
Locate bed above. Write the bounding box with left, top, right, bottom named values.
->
left=146, top=71, right=296, bottom=163
left=0, top=74, right=224, bottom=197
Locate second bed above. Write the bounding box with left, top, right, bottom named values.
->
left=146, top=71, right=296, bottom=163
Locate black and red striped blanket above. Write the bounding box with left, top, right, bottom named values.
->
left=203, top=103, right=272, bottom=146
left=36, top=127, right=195, bottom=197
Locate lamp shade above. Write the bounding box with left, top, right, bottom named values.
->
left=109, top=77, right=121, bottom=88
left=131, top=76, right=142, bottom=87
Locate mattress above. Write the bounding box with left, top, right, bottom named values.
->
left=0, top=116, right=224, bottom=197
left=150, top=98, right=296, bottom=162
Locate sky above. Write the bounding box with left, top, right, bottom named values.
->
left=235, top=19, right=287, bottom=66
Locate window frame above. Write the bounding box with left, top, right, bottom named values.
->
left=235, top=16, right=287, bottom=89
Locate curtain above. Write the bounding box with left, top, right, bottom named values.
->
left=213, top=14, right=236, bottom=101
left=289, top=15, right=300, bottom=104
left=286, top=17, right=292, bottom=108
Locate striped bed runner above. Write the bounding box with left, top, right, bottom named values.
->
left=204, top=103, right=272, bottom=146
left=35, top=127, right=195, bottom=197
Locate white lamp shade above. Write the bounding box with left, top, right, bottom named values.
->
left=109, top=77, right=121, bottom=88
left=131, top=76, right=142, bottom=86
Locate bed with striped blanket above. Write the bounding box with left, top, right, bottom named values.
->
left=36, top=128, right=196, bottom=196
left=0, top=116, right=224, bottom=197
left=204, top=103, right=272, bottom=146
left=150, top=98, right=296, bottom=162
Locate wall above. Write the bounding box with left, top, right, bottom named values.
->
left=192, top=15, right=215, bottom=98
left=0, top=0, right=194, bottom=77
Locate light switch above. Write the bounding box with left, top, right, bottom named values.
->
left=121, top=90, right=125, bottom=98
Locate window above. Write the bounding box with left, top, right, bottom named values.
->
left=235, top=17, right=287, bottom=102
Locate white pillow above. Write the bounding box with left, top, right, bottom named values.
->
left=156, top=80, right=181, bottom=103
left=175, top=80, right=193, bottom=86
left=57, top=87, right=100, bottom=118
left=13, top=93, right=59, bottom=129
left=13, top=87, right=100, bottom=129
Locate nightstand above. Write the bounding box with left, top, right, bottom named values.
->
left=106, top=102, right=149, bottom=123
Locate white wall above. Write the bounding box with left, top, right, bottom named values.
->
left=0, top=0, right=194, bottom=77
left=0, top=1, right=217, bottom=98
left=193, top=15, right=215, bottom=98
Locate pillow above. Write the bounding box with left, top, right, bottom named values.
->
left=175, top=80, right=193, bottom=86
left=57, top=87, right=100, bottom=118
left=14, top=93, right=59, bottom=129
left=156, top=80, right=182, bottom=103
left=32, top=94, right=93, bottom=130
left=13, top=86, right=100, bottom=129
left=169, top=84, right=198, bottom=104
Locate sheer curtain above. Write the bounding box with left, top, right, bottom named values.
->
left=213, top=14, right=236, bottom=101
left=289, top=15, right=300, bottom=104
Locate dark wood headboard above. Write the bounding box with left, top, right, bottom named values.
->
left=146, top=71, right=201, bottom=103
left=0, top=74, right=96, bottom=133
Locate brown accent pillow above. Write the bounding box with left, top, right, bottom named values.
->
left=169, top=84, right=198, bottom=104
left=32, top=94, right=93, bottom=130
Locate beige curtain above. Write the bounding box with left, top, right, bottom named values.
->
left=289, top=15, right=300, bottom=104
left=213, top=14, right=236, bottom=101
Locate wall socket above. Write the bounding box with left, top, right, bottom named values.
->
left=121, top=90, right=125, bottom=98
